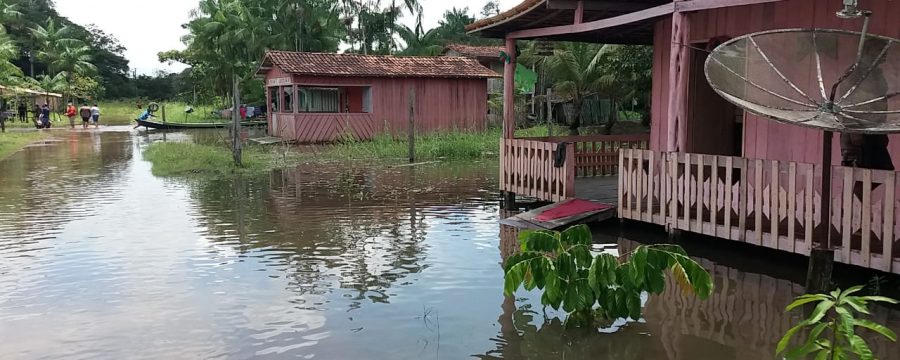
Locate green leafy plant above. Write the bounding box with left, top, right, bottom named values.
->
left=503, top=224, right=713, bottom=326
left=777, top=286, right=898, bottom=360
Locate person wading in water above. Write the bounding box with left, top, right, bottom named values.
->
left=65, top=102, right=76, bottom=128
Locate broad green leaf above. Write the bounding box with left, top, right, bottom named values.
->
left=776, top=322, right=807, bottom=355
left=813, top=349, right=829, bottom=360
left=806, top=322, right=829, bottom=346
left=786, top=295, right=830, bottom=312
left=837, top=286, right=865, bottom=305
left=843, top=297, right=871, bottom=315
left=503, top=251, right=543, bottom=272
left=567, top=244, right=593, bottom=269
left=644, top=263, right=666, bottom=294
left=625, top=290, right=642, bottom=320
left=504, top=260, right=528, bottom=295
left=668, top=253, right=713, bottom=298
left=784, top=339, right=823, bottom=359
left=848, top=334, right=874, bottom=360
left=544, top=273, right=562, bottom=310
left=808, top=300, right=835, bottom=324
left=649, top=244, right=688, bottom=257
left=556, top=252, right=575, bottom=279
left=520, top=230, right=559, bottom=252
left=834, top=306, right=855, bottom=337
left=560, top=224, right=591, bottom=247
left=857, top=296, right=900, bottom=304
left=853, top=318, right=898, bottom=341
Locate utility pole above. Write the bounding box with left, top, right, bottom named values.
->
left=232, top=74, right=242, bottom=167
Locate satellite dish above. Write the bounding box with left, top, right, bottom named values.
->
left=706, top=28, right=900, bottom=134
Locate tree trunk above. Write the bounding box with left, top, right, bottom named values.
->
left=231, top=74, right=242, bottom=167
left=569, top=97, right=582, bottom=135
left=604, top=99, right=619, bottom=135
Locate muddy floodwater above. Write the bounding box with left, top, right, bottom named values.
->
left=0, top=129, right=898, bottom=359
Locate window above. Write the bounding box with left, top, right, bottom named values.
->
left=282, top=85, right=294, bottom=113
left=297, top=86, right=372, bottom=113
left=299, top=87, right=340, bottom=112
left=268, top=87, right=280, bottom=113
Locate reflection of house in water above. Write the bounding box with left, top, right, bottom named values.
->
left=494, top=220, right=900, bottom=359
left=187, top=164, right=499, bottom=305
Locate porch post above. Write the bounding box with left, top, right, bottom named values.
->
left=503, top=37, right=517, bottom=139
left=666, top=9, right=691, bottom=152
left=574, top=1, right=584, bottom=24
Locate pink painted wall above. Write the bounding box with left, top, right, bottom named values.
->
left=264, top=66, right=488, bottom=143
left=649, top=0, right=900, bottom=165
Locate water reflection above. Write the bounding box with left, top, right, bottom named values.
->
left=492, top=222, right=900, bottom=360
left=0, top=130, right=897, bottom=359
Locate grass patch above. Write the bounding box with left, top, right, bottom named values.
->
left=99, top=101, right=220, bottom=126
left=143, top=142, right=285, bottom=176
left=0, top=131, right=48, bottom=160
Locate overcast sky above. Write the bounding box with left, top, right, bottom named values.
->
left=54, top=0, right=521, bottom=75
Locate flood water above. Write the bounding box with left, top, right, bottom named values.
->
left=0, top=129, right=898, bottom=359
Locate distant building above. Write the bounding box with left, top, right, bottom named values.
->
left=442, top=44, right=506, bottom=125
left=256, top=51, right=499, bottom=143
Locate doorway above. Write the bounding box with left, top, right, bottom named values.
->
left=686, top=46, right=743, bottom=157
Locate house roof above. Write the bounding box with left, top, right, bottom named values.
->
left=442, top=44, right=505, bottom=60
left=466, top=0, right=668, bottom=44
left=257, top=51, right=500, bottom=79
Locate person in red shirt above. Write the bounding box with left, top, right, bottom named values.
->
left=239, top=104, right=247, bottom=119
left=65, top=103, right=77, bottom=128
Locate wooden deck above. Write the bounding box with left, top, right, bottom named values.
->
left=500, top=134, right=649, bottom=203
left=619, top=149, right=900, bottom=274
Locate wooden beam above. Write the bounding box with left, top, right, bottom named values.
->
left=574, top=1, right=584, bottom=24
left=667, top=10, right=690, bottom=152
left=674, top=0, right=782, bottom=12
left=509, top=2, right=673, bottom=39
left=503, top=38, right=517, bottom=139
left=547, top=0, right=651, bottom=12
left=508, top=0, right=784, bottom=39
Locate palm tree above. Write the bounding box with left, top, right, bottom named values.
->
left=396, top=25, right=441, bottom=56
left=49, top=42, right=96, bottom=104
left=0, top=29, right=22, bottom=85
left=0, top=0, right=22, bottom=29
left=387, top=0, right=420, bottom=53
left=546, top=43, right=615, bottom=135
left=30, top=19, right=78, bottom=67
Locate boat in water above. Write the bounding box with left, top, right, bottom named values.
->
left=135, top=119, right=267, bottom=130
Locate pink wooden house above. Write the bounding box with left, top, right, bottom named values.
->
left=468, top=0, right=900, bottom=273
left=256, top=51, right=499, bottom=143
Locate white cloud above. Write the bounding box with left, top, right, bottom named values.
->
left=53, top=0, right=521, bottom=76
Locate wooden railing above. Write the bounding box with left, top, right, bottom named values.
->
left=500, top=138, right=574, bottom=202
left=619, top=149, right=900, bottom=274
left=833, top=167, right=898, bottom=272
left=521, top=134, right=649, bottom=177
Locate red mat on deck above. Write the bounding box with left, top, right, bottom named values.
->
left=534, top=199, right=611, bottom=222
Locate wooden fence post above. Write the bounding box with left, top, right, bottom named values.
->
left=408, top=87, right=415, bottom=163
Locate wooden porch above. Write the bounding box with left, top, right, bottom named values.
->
left=500, top=134, right=649, bottom=203
left=619, top=149, right=900, bottom=274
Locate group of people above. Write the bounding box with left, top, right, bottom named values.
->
left=5, top=102, right=100, bottom=129
left=63, top=103, right=101, bottom=129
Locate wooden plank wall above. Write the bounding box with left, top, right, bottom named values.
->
left=648, top=0, right=900, bottom=164
left=619, top=149, right=900, bottom=274
left=264, top=70, right=489, bottom=143
left=500, top=138, right=575, bottom=202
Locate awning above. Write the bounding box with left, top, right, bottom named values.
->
left=466, top=0, right=668, bottom=44
left=0, top=85, right=63, bottom=98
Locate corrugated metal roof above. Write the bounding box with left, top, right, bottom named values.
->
left=261, top=51, right=501, bottom=78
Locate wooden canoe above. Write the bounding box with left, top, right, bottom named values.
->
left=135, top=119, right=267, bottom=130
